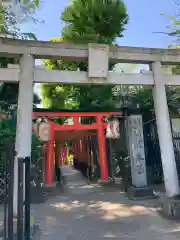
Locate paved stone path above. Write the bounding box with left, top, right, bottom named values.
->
left=32, top=166, right=180, bottom=240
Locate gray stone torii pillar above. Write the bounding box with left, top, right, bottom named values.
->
left=152, top=62, right=180, bottom=198
left=13, top=54, right=34, bottom=216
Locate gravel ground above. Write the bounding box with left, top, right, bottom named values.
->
left=28, top=166, right=180, bottom=240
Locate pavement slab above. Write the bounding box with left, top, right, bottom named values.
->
left=30, top=166, right=180, bottom=240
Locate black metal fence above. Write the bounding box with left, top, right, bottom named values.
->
left=0, top=132, right=38, bottom=239
left=171, top=131, right=180, bottom=181
left=172, top=132, right=180, bottom=159
left=143, top=119, right=180, bottom=184
left=0, top=134, right=15, bottom=239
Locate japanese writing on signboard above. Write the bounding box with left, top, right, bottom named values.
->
left=129, top=116, right=145, bottom=175
left=127, top=115, right=147, bottom=187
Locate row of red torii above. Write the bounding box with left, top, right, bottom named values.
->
left=33, top=110, right=120, bottom=184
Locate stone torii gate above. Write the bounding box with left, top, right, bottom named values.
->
left=0, top=38, right=180, bottom=215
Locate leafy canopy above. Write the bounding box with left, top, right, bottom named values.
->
left=0, top=0, right=40, bottom=38
left=0, top=0, right=41, bottom=110
left=61, top=0, right=128, bottom=44
left=41, top=0, right=128, bottom=111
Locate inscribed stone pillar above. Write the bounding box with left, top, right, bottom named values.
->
left=127, top=115, right=147, bottom=188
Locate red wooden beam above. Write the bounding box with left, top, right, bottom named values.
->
left=53, top=122, right=108, bottom=131
left=55, top=131, right=97, bottom=141
left=33, top=111, right=120, bottom=118
left=54, top=122, right=98, bottom=131
left=33, top=122, right=107, bottom=133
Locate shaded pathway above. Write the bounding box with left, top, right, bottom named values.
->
left=32, top=166, right=180, bottom=239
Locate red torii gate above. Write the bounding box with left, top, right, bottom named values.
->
left=33, top=111, right=120, bottom=184
left=0, top=110, right=120, bottom=184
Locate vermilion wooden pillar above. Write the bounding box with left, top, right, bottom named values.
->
left=79, top=138, right=83, bottom=162
left=45, top=121, right=55, bottom=185
left=85, top=136, right=89, bottom=166
left=64, top=146, right=68, bottom=165
left=76, top=140, right=80, bottom=162
left=73, top=116, right=79, bottom=126
left=97, top=115, right=108, bottom=180
left=61, top=146, right=64, bottom=164
left=55, top=142, right=61, bottom=166
left=60, top=147, right=65, bottom=165
left=82, top=137, right=86, bottom=162
left=43, top=144, right=47, bottom=184
left=58, top=144, right=63, bottom=166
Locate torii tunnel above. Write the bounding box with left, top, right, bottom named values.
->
left=33, top=109, right=120, bottom=185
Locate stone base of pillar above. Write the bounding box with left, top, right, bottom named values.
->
left=44, top=182, right=57, bottom=188
left=30, top=184, right=45, bottom=204
left=127, top=186, right=156, bottom=200
left=160, top=196, right=180, bottom=220
left=98, top=178, right=115, bottom=185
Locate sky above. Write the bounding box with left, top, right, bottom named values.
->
left=21, top=0, right=177, bottom=48
left=20, top=0, right=177, bottom=98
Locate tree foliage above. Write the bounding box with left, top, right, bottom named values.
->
left=127, top=0, right=180, bottom=116
left=61, top=0, right=128, bottom=44
left=154, top=1, right=180, bottom=74
left=120, top=85, right=180, bottom=119
left=41, top=0, right=180, bottom=117
left=0, top=0, right=41, bottom=110
left=164, top=0, right=180, bottom=41
left=0, top=57, right=40, bottom=110
left=41, top=0, right=128, bottom=111
left=0, top=0, right=40, bottom=38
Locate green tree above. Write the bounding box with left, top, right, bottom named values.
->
left=0, top=0, right=40, bottom=38
left=41, top=0, right=128, bottom=111
left=61, top=0, right=128, bottom=44
left=119, top=85, right=180, bottom=119
left=123, top=1, right=180, bottom=117
left=158, top=1, right=180, bottom=73
left=0, top=0, right=41, bottom=110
